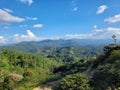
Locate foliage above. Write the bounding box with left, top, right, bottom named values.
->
left=55, top=44, right=120, bottom=90
left=0, top=49, right=59, bottom=89
left=112, top=35, right=116, bottom=44
left=92, top=64, right=120, bottom=90
left=60, top=73, right=92, bottom=90
left=1, top=45, right=102, bottom=63
left=1, top=43, right=120, bottom=90
left=91, top=45, right=120, bottom=90
left=53, top=60, right=92, bottom=76
left=3, top=74, right=23, bottom=90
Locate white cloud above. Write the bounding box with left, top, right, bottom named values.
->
left=93, top=25, right=97, bottom=29
left=26, top=16, right=38, bottom=20
left=104, top=14, right=120, bottom=23
left=72, top=0, right=78, bottom=12
left=65, top=27, right=120, bottom=39
left=21, top=30, right=36, bottom=40
left=33, top=24, right=43, bottom=28
left=4, top=26, right=8, bottom=29
left=19, top=0, right=33, bottom=5
left=20, top=24, right=28, bottom=28
left=12, top=34, right=19, bottom=42
left=0, top=36, right=6, bottom=43
left=11, top=30, right=42, bottom=43
left=0, top=9, right=25, bottom=23
left=3, top=8, right=13, bottom=13
left=2, top=27, right=120, bottom=44
left=66, top=34, right=92, bottom=39
left=96, top=5, right=108, bottom=14
left=73, top=7, right=78, bottom=11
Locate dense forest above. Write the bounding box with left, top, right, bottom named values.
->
left=1, top=45, right=103, bottom=63
left=0, top=49, right=60, bottom=90
left=1, top=42, right=120, bottom=90
left=53, top=44, right=120, bottom=90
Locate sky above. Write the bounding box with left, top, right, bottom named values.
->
left=0, top=0, right=120, bottom=44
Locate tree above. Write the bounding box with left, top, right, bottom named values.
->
left=3, top=74, right=23, bottom=90
left=92, top=64, right=120, bottom=90
left=112, top=35, right=116, bottom=44
left=92, top=46, right=120, bottom=90
left=60, top=73, right=92, bottom=90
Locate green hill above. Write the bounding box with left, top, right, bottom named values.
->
left=1, top=44, right=120, bottom=90
left=0, top=49, right=60, bottom=90
left=51, top=44, right=120, bottom=90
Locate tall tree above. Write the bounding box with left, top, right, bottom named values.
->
left=112, top=35, right=116, bottom=44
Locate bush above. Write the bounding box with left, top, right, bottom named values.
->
left=60, top=73, right=92, bottom=90
left=3, top=74, right=23, bottom=90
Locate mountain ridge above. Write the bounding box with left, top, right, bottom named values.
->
left=2, top=39, right=116, bottom=47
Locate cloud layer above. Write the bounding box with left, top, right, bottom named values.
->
left=1, top=27, right=120, bottom=44
left=65, top=27, right=120, bottom=39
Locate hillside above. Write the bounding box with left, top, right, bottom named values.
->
left=0, top=49, right=60, bottom=90
left=1, top=39, right=112, bottom=52
left=2, top=39, right=113, bottom=47
left=1, top=43, right=120, bottom=90
left=0, top=39, right=108, bottom=63
left=43, top=44, right=120, bottom=90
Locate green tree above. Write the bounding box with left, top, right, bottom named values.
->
left=3, top=74, right=23, bottom=90
left=112, top=35, right=116, bottom=44
left=60, top=73, right=92, bottom=90
left=92, top=46, right=120, bottom=90
left=92, top=64, right=120, bottom=90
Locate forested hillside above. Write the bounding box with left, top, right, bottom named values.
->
left=1, top=41, right=104, bottom=63
left=1, top=43, right=120, bottom=90
left=51, top=44, right=120, bottom=90
left=0, top=49, right=60, bottom=90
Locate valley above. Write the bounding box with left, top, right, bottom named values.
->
left=0, top=39, right=120, bottom=90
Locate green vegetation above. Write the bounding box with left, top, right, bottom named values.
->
left=1, top=42, right=120, bottom=90
left=37, top=46, right=100, bottom=63
left=0, top=49, right=60, bottom=90
left=53, top=60, right=92, bottom=76
left=60, top=73, right=92, bottom=90
left=91, top=45, right=120, bottom=90
left=1, top=45, right=102, bottom=63
left=53, top=44, right=120, bottom=90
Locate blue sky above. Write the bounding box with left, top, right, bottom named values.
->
left=0, top=0, right=120, bottom=43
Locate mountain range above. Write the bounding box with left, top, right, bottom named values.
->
left=0, top=39, right=115, bottom=54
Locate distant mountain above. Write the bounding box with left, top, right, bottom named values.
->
left=5, top=39, right=115, bottom=46
left=0, top=39, right=115, bottom=52
left=33, top=39, right=112, bottom=47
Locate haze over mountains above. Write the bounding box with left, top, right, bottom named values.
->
left=0, top=39, right=115, bottom=56
left=0, top=39, right=115, bottom=48
left=1, top=38, right=117, bottom=46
